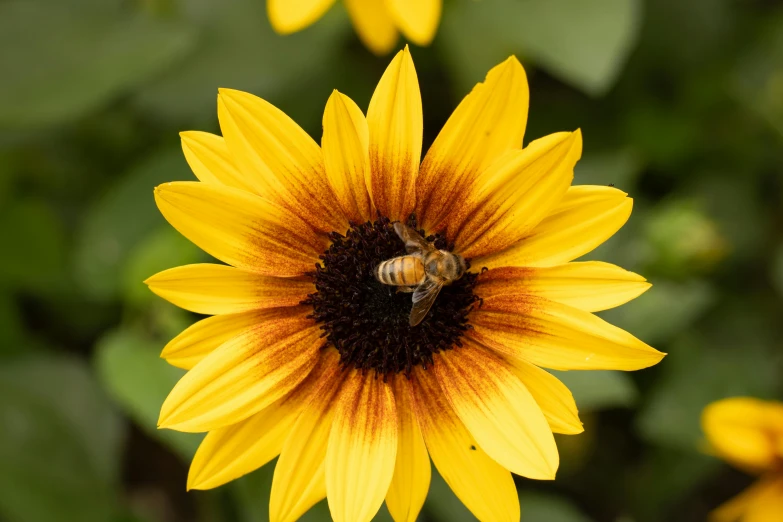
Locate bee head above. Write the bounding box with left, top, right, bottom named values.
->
left=438, top=252, right=467, bottom=281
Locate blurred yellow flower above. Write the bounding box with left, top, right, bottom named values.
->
left=147, top=47, right=663, bottom=522
left=702, top=397, right=783, bottom=522
left=267, top=0, right=441, bottom=54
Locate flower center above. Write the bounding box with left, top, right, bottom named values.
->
left=303, top=216, right=480, bottom=376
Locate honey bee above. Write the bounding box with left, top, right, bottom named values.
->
left=374, top=222, right=467, bottom=326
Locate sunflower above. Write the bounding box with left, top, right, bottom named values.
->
left=266, top=0, right=441, bottom=55
left=146, top=47, right=664, bottom=522
left=702, top=398, right=783, bottom=522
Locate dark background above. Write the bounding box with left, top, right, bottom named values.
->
left=1, top=0, right=782, bottom=521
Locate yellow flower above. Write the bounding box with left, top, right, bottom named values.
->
left=266, top=0, right=441, bottom=55
left=147, top=47, right=663, bottom=522
left=702, top=398, right=783, bottom=522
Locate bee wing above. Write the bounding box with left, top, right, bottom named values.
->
left=409, top=278, right=444, bottom=327
left=394, top=222, right=432, bottom=254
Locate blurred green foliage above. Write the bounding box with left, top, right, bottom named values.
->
left=1, top=0, right=782, bottom=521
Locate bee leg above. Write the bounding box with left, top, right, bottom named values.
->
left=396, top=286, right=416, bottom=293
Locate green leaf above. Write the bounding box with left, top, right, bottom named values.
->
left=73, top=149, right=193, bottom=301
left=95, top=327, right=201, bottom=460
left=440, top=0, right=641, bottom=95
left=0, top=1, right=195, bottom=131
left=134, top=0, right=348, bottom=123
left=552, top=370, right=638, bottom=411
left=518, top=493, right=594, bottom=522
left=0, top=355, right=124, bottom=522
left=0, top=198, right=67, bottom=294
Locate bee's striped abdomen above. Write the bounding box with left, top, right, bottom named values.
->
left=375, top=256, right=425, bottom=286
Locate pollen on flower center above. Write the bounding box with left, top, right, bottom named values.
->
left=303, top=216, right=480, bottom=376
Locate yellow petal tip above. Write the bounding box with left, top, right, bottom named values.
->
left=157, top=410, right=172, bottom=430
left=217, top=88, right=247, bottom=103
left=641, top=350, right=667, bottom=369
left=152, top=183, right=174, bottom=196
left=327, top=89, right=344, bottom=104
left=179, top=130, right=198, bottom=140
left=537, top=465, right=558, bottom=481
left=185, top=473, right=202, bottom=492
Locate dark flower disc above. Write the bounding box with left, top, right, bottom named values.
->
left=303, top=215, right=480, bottom=376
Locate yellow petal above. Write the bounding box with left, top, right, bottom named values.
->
left=180, top=131, right=254, bottom=192
left=344, top=0, right=398, bottom=55
left=158, top=307, right=320, bottom=432
left=322, top=90, right=374, bottom=223
left=711, top=475, right=783, bottom=522
left=469, top=294, right=665, bottom=371
left=270, top=349, right=345, bottom=522
left=475, top=261, right=650, bottom=313
left=326, top=370, right=397, bottom=522
left=409, top=367, right=520, bottom=522
left=187, top=350, right=339, bottom=490
left=267, top=0, right=336, bottom=34
left=385, top=0, right=441, bottom=46
left=416, top=56, right=529, bottom=230
left=702, top=398, right=783, bottom=475
left=385, top=374, right=430, bottom=522
left=366, top=47, right=422, bottom=221
left=145, top=263, right=313, bottom=315
left=504, top=357, right=582, bottom=435
left=452, top=131, right=582, bottom=259
left=162, top=310, right=272, bottom=370
left=217, top=88, right=347, bottom=233
left=474, top=185, right=632, bottom=269
left=743, top=476, right=783, bottom=522
left=433, top=340, right=558, bottom=480
left=154, top=181, right=326, bottom=277
left=188, top=397, right=296, bottom=490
